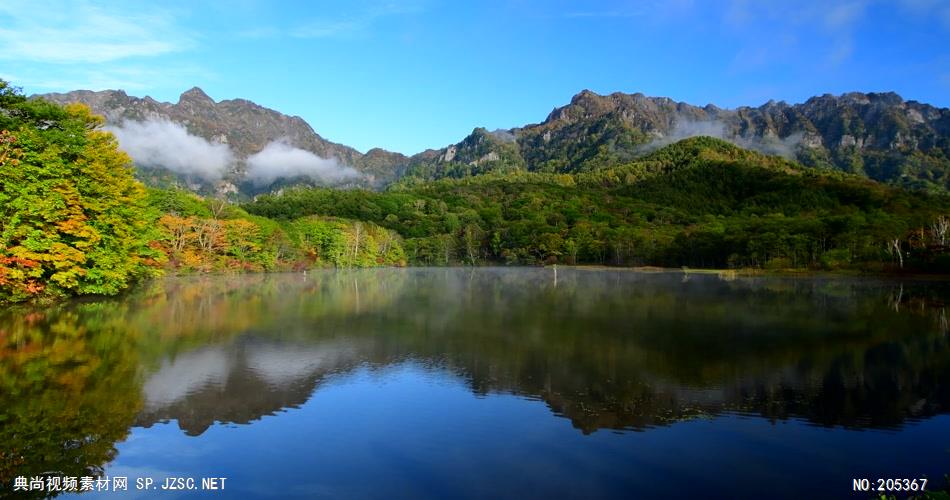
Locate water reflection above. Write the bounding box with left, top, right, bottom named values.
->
left=1, top=268, right=949, bottom=494
left=136, top=339, right=361, bottom=435
left=0, top=305, right=142, bottom=490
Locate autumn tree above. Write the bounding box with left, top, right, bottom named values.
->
left=0, top=81, right=160, bottom=302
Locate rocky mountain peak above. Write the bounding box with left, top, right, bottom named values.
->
left=867, top=91, right=903, bottom=105
left=40, top=86, right=408, bottom=192
left=39, top=86, right=950, bottom=194
left=570, top=89, right=599, bottom=104
left=403, top=88, right=949, bottom=191
left=179, top=87, right=215, bottom=105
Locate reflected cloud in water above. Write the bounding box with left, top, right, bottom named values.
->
left=2, top=268, right=949, bottom=497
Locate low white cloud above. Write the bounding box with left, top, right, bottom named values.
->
left=107, top=119, right=234, bottom=181
left=489, top=129, right=517, bottom=143
left=645, top=116, right=803, bottom=159
left=245, top=140, right=360, bottom=185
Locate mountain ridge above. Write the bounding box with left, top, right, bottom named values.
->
left=40, top=87, right=409, bottom=192
left=406, top=88, right=949, bottom=188
left=40, top=87, right=950, bottom=195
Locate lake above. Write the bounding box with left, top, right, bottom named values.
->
left=1, top=268, right=948, bottom=499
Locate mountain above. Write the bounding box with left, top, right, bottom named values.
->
left=40, top=87, right=408, bottom=194
left=41, top=87, right=950, bottom=195
left=245, top=136, right=950, bottom=271
left=404, top=90, right=950, bottom=191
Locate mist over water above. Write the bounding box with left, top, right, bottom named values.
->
left=2, top=268, right=949, bottom=498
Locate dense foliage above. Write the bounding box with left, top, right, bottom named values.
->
left=247, top=137, right=950, bottom=271
left=146, top=188, right=406, bottom=273
left=4, top=77, right=950, bottom=303
left=0, top=81, right=160, bottom=302
left=0, top=303, right=142, bottom=491
left=0, top=81, right=405, bottom=303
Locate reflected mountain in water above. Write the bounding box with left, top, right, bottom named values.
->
left=2, top=268, right=950, bottom=494
left=120, top=269, right=950, bottom=435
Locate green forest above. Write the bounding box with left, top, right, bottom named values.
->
left=3, top=80, right=950, bottom=304
left=247, top=138, right=950, bottom=271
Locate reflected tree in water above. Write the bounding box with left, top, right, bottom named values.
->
left=0, top=304, right=142, bottom=496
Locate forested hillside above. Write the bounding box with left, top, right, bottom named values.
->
left=247, top=137, right=950, bottom=271
left=0, top=81, right=404, bottom=304
left=5, top=79, right=950, bottom=304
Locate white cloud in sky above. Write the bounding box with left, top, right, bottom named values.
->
left=0, top=1, right=207, bottom=93
left=721, top=0, right=870, bottom=69
left=241, top=0, right=427, bottom=40
left=0, top=1, right=192, bottom=64
left=565, top=0, right=695, bottom=20
left=8, top=63, right=215, bottom=93
left=291, top=19, right=365, bottom=39
left=898, top=0, right=950, bottom=27
left=821, top=1, right=868, bottom=30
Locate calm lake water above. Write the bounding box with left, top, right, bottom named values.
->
left=1, top=268, right=949, bottom=499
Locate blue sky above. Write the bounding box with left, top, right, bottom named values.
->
left=1, top=0, right=948, bottom=154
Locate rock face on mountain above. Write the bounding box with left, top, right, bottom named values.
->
left=41, top=87, right=407, bottom=192
left=43, top=87, right=950, bottom=194
left=406, top=90, right=950, bottom=191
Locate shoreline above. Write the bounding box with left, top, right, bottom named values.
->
left=6, top=264, right=950, bottom=309
left=543, top=264, right=950, bottom=282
